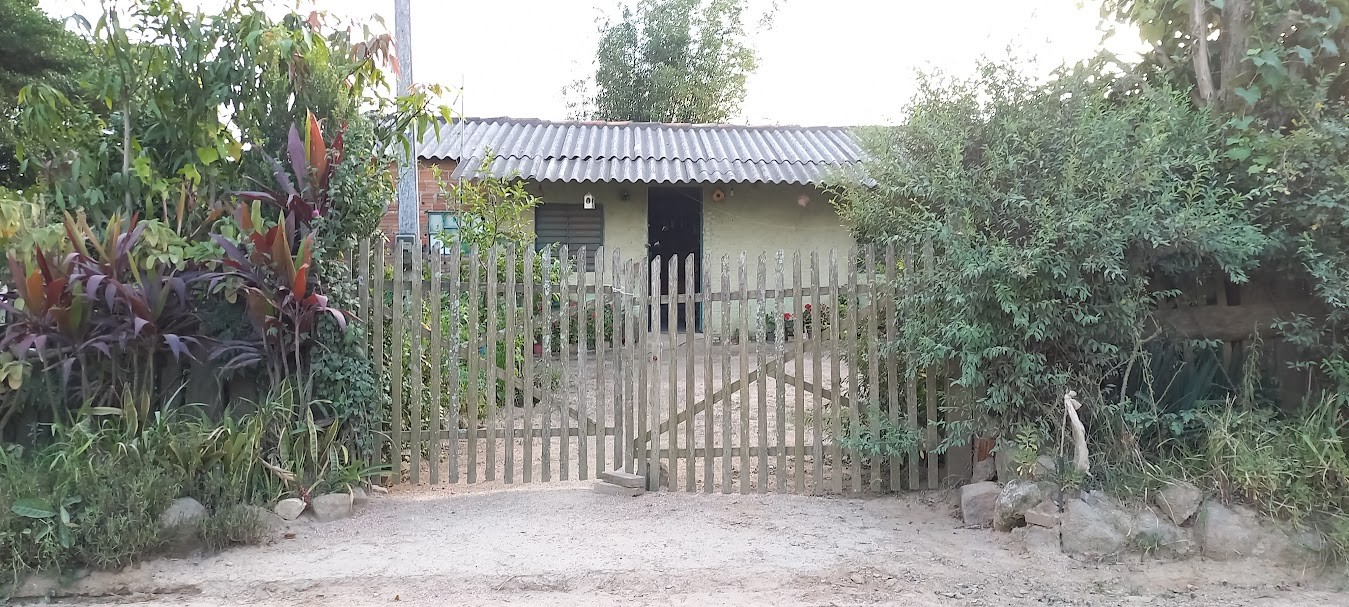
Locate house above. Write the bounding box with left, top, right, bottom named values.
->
left=380, top=117, right=864, bottom=330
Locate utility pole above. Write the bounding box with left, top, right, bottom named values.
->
left=394, top=0, right=419, bottom=243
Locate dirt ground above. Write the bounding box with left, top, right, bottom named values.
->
left=26, top=483, right=1346, bottom=607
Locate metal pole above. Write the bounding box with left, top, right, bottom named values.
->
left=394, top=0, right=419, bottom=242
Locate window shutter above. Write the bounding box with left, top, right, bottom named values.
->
left=535, top=203, right=603, bottom=270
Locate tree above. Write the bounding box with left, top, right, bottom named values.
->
left=571, top=0, right=759, bottom=123
left=0, top=0, right=86, bottom=189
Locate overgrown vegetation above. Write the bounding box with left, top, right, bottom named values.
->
left=834, top=1, right=1349, bottom=557
left=0, top=0, right=446, bottom=580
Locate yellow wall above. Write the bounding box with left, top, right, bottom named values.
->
left=530, top=180, right=856, bottom=335
left=532, top=181, right=855, bottom=277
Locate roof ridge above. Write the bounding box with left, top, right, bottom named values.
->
left=447, top=116, right=857, bottom=131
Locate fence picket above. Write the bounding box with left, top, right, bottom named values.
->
left=664, top=254, right=678, bottom=491
left=358, top=239, right=370, bottom=353
left=924, top=242, right=939, bottom=489
left=719, top=255, right=732, bottom=494
left=596, top=247, right=608, bottom=477
left=448, top=240, right=463, bottom=484
left=885, top=243, right=900, bottom=491
left=559, top=245, right=572, bottom=482
left=577, top=247, right=590, bottom=481
left=828, top=250, right=843, bottom=494
left=504, top=247, right=519, bottom=483
left=701, top=260, right=714, bottom=493
left=774, top=252, right=788, bottom=493
left=429, top=246, right=443, bottom=485
left=647, top=256, right=661, bottom=489
left=466, top=245, right=481, bottom=484
left=904, top=246, right=918, bottom=490
left=755, top=253, right=769, bottom=494
left=540, top=249, right=554, bottom=481
left=371, top=240, right=386, bottom=475
left=737, top=253, right=751, bottom=495
left=847, top=248, right=862, bottom=493
left=791, top=251, right=806, bottom=494
left=810, top=251, right=825, bottom=494
left=612, top=251, right=627, bottom=472
left=865, top=246, right=881, bottom=491
left=683, top=253, right=696, bottom=492
left=391, top=241, right=406, bottom=484
left=522, top=249, right=538, bottom=482
left=409, top=243, right=424, bottom=485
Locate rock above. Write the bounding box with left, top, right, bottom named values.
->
left=600, top=469, right=646, bottom=488
left=1024, top=499, right=1061, bottom=528
left=1012, top=524, right=1061, bottom=555
left=959, top=481, right=1001, bottom=527
left=592, top=481, right=645, bottom=497
left=274, top=497, right=307, bottom=521
left=993, top=480, right=1045, bottom=531
left=1060, top=498, right=1127, bottom=558
left=1153, top=480, right=1202, bottom=526
left=309, top=492, right=354, bottom=522
left=158, top=497, right=208, bottom=556
left=370, top=485, right=390, bottom=495
left=242, top=504, right=287, bottom=534
left=1130, top=508, right=1194, bottom=558
left=971, top=457, right=996, bottom=483
left=159, top=497, right=208, bottom=530
left=349, top=487, right=368, bottom=507
left=1033, top=455, right=1058, bottom=479
left=1195, top=501, right=1260, bottom=560
left=994, top=443, right=1020, bottom=482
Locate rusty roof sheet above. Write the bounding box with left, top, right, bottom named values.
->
left=419, top=117, right=863, bottom=185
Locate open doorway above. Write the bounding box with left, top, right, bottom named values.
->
left=648, top=186, right=702, bottom=332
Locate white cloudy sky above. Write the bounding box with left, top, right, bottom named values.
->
left=39, top=0, right=1143, bottom=126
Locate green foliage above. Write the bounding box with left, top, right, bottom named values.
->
left=570, top=0, right=760, bottom=122
left=834, top=58, right=1268, bottom=433
left=0, top=0, right=87, bottom=189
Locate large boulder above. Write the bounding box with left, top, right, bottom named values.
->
left=971, top=457, right=996, bottom=483
left=310, top=492, right=354, bottom=523
left=1153, top=480, right=1203, bottom=526
left=1060, top=498, right=1127, bottom=558
left=1195, top=501, right=1261, bottom=560
left=993, top=480, right=1045, bottom=531
left=158, top=497, right=208, bottom=555
left=1131, top=508, right=1195, bottom=558
left=959, top=481, right=1001, bottom=527
left=159, top=496, right=208, bottom=530
left=243, top=504, right=288, bottom=535
left=274, top=497, right=307, bottom=521
left=994, top=443, right=1021, bottom=482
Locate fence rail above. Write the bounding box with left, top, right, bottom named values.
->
left=358, top=238, right=972, bottom=494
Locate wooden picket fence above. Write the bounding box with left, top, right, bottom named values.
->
left=354, top=238, right=972, bottom=494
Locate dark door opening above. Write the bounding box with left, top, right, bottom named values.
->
left=647, top=186, right=702, bottom=332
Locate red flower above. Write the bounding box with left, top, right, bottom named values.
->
left=804, top=304, right=812, bottom=310
left=783, top=312, right=793, bottom=320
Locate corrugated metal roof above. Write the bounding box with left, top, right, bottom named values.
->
left=419, top=118, right=862, bottom=185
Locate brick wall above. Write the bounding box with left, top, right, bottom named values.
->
left=378, top=158, right=460, bottom=244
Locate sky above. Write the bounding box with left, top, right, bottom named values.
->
left=38, top=0, right=1144, bottom=126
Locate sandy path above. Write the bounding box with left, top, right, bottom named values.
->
left=31, top=485, right=1345, bottom=606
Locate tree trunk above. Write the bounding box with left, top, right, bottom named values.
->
left=1189, top=0, right=1216, bottom=106
left=1218, top=0, right=1253, bottom=110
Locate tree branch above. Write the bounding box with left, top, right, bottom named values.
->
left=1190, top=0, right=1216, bottom=106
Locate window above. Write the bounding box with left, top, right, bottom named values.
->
left=427, top=212, right=458, bottom=253
left=535, top=203, right=603, bottom=270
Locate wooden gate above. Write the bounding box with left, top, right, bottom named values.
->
left=358, top=239, right=972, bottom=493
